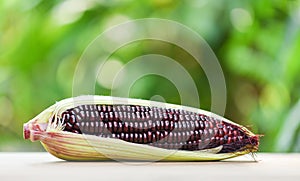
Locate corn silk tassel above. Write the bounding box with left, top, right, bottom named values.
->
left=23, top=96, right=259, bottom=161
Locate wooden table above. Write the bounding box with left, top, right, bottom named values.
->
left=0, top=153, right=299, bottom=180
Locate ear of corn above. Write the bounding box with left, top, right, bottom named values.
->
left=23, top=95, right=259, bottom=161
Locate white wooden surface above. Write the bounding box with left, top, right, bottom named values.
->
left=0, top=153, right=299, bottom=181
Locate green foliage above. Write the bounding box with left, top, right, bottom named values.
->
left=0, top=0, right=299, bottom=152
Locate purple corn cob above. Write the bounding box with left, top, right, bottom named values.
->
left=53, top=104, right=259, bottom=153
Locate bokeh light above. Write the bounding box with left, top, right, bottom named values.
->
left=1, top=0, right=300, bottom=152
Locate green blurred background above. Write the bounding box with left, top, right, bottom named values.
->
left=1, top=0, right=300, bottom=152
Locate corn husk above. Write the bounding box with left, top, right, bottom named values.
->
left=24, top=95, right=257, bottom=161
